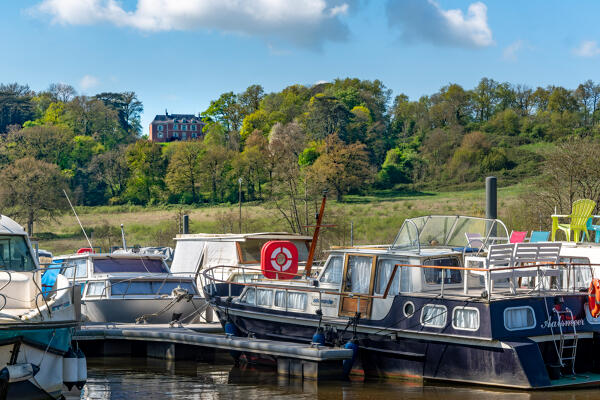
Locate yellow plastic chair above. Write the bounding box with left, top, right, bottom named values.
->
left=551, top=199, right=596, bottom=242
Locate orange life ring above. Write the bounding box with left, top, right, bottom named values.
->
left=588, top=279, right=600, bottom=318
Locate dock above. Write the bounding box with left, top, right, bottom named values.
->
left=73, top=323, right=353, bottom=380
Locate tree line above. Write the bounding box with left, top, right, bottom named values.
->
left=0, top=78, right=599, bottom=233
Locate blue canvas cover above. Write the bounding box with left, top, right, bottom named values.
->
left=41, top=259, right=62, bottom=297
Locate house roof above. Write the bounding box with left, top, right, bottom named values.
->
left=151, top=113, right=204, bottom=124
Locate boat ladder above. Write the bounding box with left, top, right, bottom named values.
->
left=552, top=307, right=578, bottom=376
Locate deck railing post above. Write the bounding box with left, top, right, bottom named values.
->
left=441, top=269, right=445, bottom=298
left=487, top=269, right=491, bottom=301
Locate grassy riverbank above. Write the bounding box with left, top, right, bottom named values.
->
left=35, top=183, right=530, bottom=256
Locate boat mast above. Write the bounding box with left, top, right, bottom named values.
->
left=305, top=191, right=327, bottom=277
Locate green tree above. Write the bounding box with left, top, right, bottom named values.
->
left=166, top=141, right=204, bottom=203
left=125, top=141, right=166, bottom=204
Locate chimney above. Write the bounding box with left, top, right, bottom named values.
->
left=165, top=109, right=169, bottom=117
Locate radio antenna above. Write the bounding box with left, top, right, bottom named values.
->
left=62, top=189, right=93, bottom=249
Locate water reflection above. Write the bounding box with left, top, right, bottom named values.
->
left=65, top=357, right=600, bottom=400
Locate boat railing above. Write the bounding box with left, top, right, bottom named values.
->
left=41, top=263, right=199, bottom=299
left=201, top=261, right=593, bottom=307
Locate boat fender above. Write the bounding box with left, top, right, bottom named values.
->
left=588, top=279, right=600, bottom=318
left=342, top=340, right=358, bottom=377
left=0, top=363, right=39, bottom=383
left=225, top=321, right=238, bottom=337
left=312, top=328, right=325, bottom=346
left=76, top=348, right=87, bottom=390
left=63, top=347, right=78, bottom=390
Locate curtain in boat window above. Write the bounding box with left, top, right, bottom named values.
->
left=86, top=282, right=105, bottom=296
left=287, top=292, right=307, bottom=310
left=346, top=256, right=372, bottom=294
left=374, top=259, right=401, bottom=296
left=421, top=305, right=447, bottom=327
left=453, top=307, right=479, bottom=330
left=320, top=256, right=343, bottom=284
left=241, top=287, right=256, bottom=304
left=504, top=307, right=535, bottom=330
left=274, top=290, right=286, bottom=307
left=257, top=289, right=273, bottom=306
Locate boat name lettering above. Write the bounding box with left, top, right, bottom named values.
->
left=311, top=297, right=337, bottom=307
left=540, top=318, right=584, bottom=329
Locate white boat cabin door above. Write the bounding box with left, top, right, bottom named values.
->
left=338, top=253, right=377, bottom=318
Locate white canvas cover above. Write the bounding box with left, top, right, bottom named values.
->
left=202, top=242, right=238, bottom=268
left=170, top=240, right=206, bottom=275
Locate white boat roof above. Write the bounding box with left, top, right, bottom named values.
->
left=0, top=215, right=27, bottom=236
left=55, top=252, right=167, bottom=261
left=175, top=232, right=313, bottom=242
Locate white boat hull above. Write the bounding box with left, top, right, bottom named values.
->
left=82, top=297, right=206, bottom=323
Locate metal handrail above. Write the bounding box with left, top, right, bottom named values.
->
left=202, top=261, right=592, bottom=303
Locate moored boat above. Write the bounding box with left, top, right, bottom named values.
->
left=0, top=214, right=83, bottom=399
left=204, top=215, right=600, bottom=389
left=47, top=250, right=206, bottom=324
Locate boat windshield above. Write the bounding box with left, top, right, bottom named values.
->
left=0, top=235, right=36, bottom=272
left=93, top=258, right=168, bottom=274
left=391, top=215, right=509, bottom=251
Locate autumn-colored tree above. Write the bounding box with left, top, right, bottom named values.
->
left=0, top=157, right=68, bottom=234
left=308, top=134, right=373, bottom=201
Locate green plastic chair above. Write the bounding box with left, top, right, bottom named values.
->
left=551, top=199, right=596, bottom=242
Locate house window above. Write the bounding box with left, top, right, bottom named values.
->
left=182, top=132, right=187, bottom=139
left=158, top=125, right=164, bottom=131
left=173, top=132, right=179, bottom=138
left=191, top=125, right=196, bottom=131
left=192, top=133, right=197, bottom=138
left=182, top=125, right=187, bottom=130
left=158, top=132, right=163, bottom=139
left=173, top=124, right=178, bottom=130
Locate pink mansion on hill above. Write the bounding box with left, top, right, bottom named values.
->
left=149, top=111, right=205, bottom=142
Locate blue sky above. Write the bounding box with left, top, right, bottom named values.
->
left=2, top=1, right=600, bottom=132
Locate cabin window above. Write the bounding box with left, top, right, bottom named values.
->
left=0, top=236, right=36, bottom=272
left=504, top=306, right=536, bottom=331
left=86, top=282, right=105, bottom=297
left=559, top=257, right=592, bottom=290
left=63, top=259, right=87, bottom=278
left=257, top=289, right=273, bottom=306
left=93, top=258, right=168, bottom=274
left=423, top=257, right=461, bottom=285
left=452, top=306, right=480, bottom=331
left=287, top=292, right=307, bottom=310
left=320, top=256, right=343, bottom=284
left=344, top=255, right=373, bottom=294
left=240, top=287, right=256, bottom=304
left=273, top=290, right=307, bottom=310
left=374, top=258, right=410, bottom=296
left=420, top=304, right=447, bottom=328
left=110, top=280, right=196, bottom=295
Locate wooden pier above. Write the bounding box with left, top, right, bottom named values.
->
left=73, top=323, right=353, bottom=380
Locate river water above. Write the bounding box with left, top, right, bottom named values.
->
left=64, top=357, right=600, bottom=400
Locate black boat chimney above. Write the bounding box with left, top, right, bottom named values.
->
left=486, top=176, right=497, bottom=220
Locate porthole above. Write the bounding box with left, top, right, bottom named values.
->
left=403, top=301, right=415, bottom=317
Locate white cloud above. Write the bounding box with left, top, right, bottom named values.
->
left=31, top=0, right=352, bottom=49
left=386, top=0, right=493, bottom=48
left=79, top=74, right=99, bottom=90
left=573, top=40, right=600, bottom=58
left=503, top=40, right=524, bottom=61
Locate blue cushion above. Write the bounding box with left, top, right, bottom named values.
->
left=452, top=247, right=481, bottom=253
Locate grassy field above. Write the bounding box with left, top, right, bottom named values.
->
left=34, top=182, right=530, bottom=256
